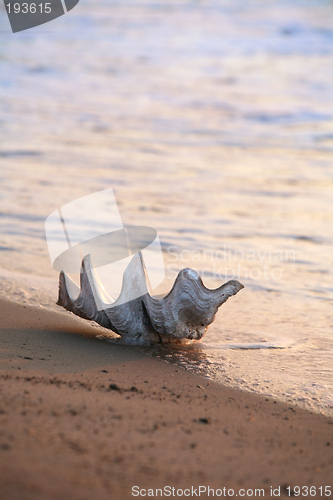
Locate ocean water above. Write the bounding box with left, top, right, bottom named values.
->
left=0, top=0, right=333, bottom=415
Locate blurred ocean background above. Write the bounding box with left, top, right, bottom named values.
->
left=0, top=0, right=332, bottom=415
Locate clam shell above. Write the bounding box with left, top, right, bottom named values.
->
left=57, top=252, right=244, bottom=344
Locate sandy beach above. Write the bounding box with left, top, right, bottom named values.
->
left=0, top=297, right=332, bottom=500
left=1, top=1, right=333, bottom=497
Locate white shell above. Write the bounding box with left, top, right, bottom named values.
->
left=57, top=252, right=244, bottom=344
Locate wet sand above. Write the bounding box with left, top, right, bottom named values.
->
left=0, top=298, right=332, bottom=499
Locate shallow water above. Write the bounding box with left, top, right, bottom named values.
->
left=0, top=0, right=332, bottom=415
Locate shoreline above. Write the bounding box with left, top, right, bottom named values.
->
left=0, top=297, right=332, bottom=499
left=0, top=269, right=332, bottom=419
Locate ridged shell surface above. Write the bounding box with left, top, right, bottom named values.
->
left=57, top=252, right=244, bottom=344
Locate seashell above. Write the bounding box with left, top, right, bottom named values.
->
left=57, top=252, right=244, bottom=344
